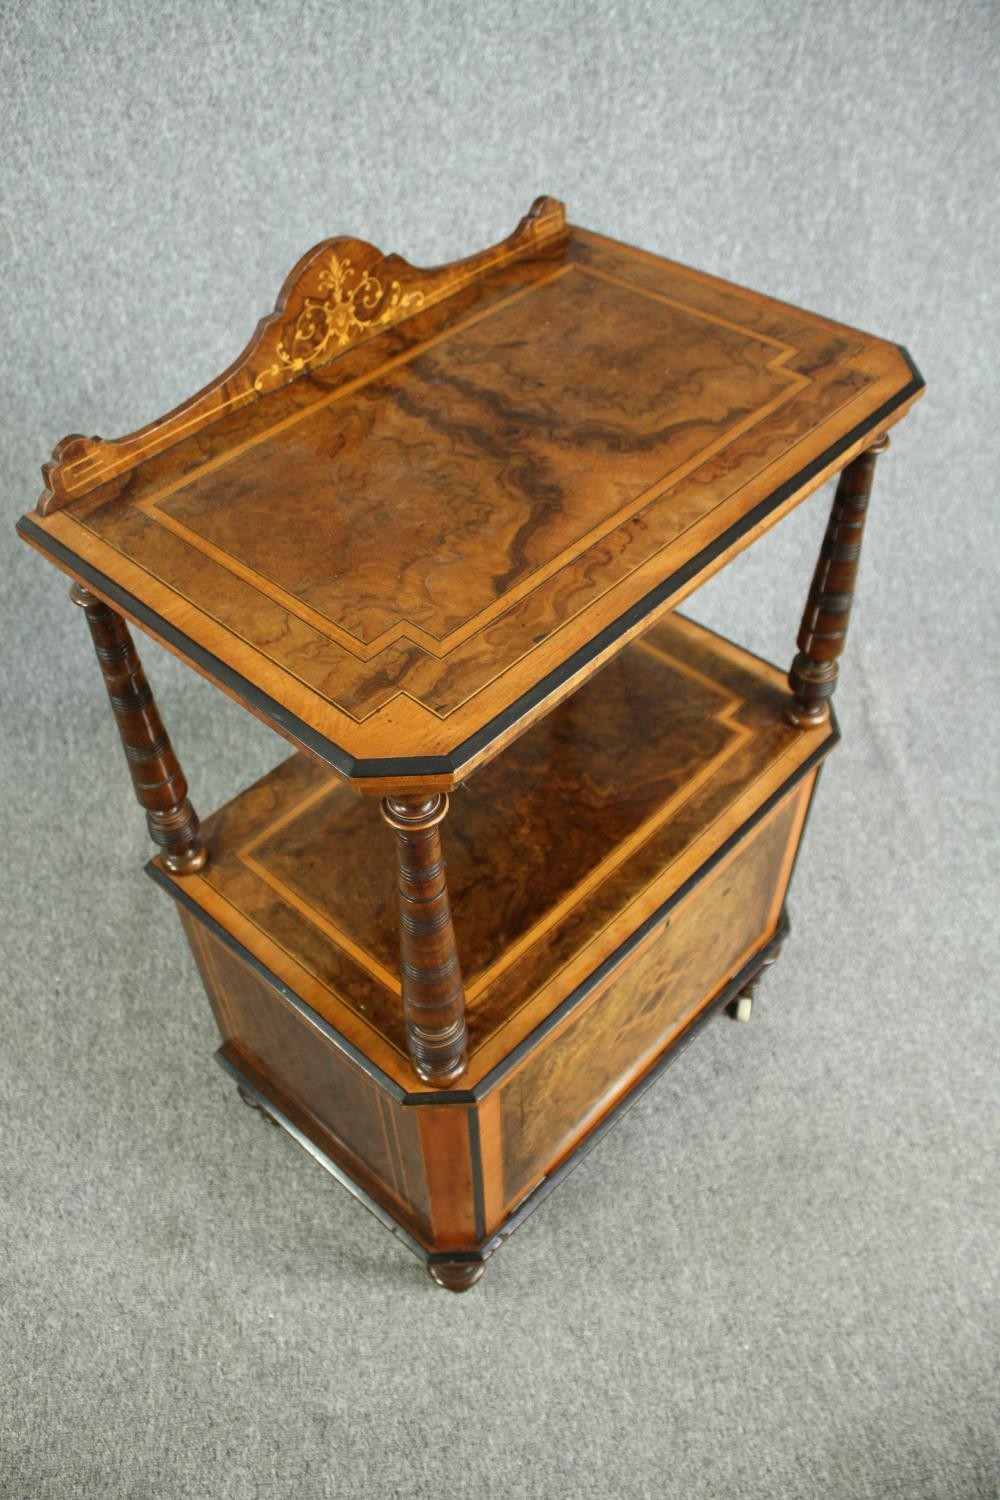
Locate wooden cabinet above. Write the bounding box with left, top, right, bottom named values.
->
left=18, top=198, right=923, bottom=1289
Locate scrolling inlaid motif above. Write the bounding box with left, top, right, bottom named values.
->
left=35, top=195, right=567, bottom=510
left=253, top=254, right=426, bottom=392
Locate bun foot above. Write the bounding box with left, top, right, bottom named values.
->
left=427, top=1260, right=486, bottom=1292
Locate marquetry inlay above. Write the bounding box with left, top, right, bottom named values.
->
left=139, top=264, right=806, bottom=667
left=184, top=616, right=832, bottom=1071
left=21, top=200, right=920, bottom=783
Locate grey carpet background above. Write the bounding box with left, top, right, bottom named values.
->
left=2, top=1, right=998, bottom=1496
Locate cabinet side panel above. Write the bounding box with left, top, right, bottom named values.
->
left=498, top=779, right=812, bottom=1211
left=178, top=911, right=431, bottom=1237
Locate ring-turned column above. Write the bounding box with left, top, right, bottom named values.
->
left=70, top=582, right=206, bottom=874
left=380, top=793, right=468, bottom=1086
left=786, top=434, right=889, bottom=727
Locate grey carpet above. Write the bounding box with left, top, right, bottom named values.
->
left=1, top=2, right=998, bottom=1496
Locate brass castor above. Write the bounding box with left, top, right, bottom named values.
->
left=427, top=1260, right=486, bottom=1292
left=237, top=1083, right=279, bottom=1126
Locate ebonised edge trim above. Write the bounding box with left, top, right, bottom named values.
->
left=16, top=514, right=357, bottom=780
left=15, top=357, right=920, bottom=782
left=464, top=726, right=832, bottom=1098
left=473, top=909, right=792, bottom=1263
left=146, top=723, right=834, bottom=1104
left=214, top=1049, right=428, bottom=1259
left=467, top=1107, right=487, bottom=1244
left=439, top=358, right=920, bottom=781
left=214, top=912, right=791, bottom=1270
left=150, top=863, right=408, bottom=1103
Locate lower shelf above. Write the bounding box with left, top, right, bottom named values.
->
left=150, top=613, right=836, bottom=1284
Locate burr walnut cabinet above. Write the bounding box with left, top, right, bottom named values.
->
left=17, top=198, right=924, bottom=1290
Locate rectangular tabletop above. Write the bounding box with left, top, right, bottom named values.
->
left=19, top=200, right=923, bottom=788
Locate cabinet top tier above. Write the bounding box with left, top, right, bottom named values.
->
left=19, top=197, right=922, bottom=790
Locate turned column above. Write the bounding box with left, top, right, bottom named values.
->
left=786, top=435, right=888, bottom=728
left=70, top=583, right=206, bottom=874
left=380, top=793, right=468, bottom=1086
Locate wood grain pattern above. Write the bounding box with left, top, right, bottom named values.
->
left=153, top=615, right=836, bottom=1091
left=70, top=582, right=206, bottom=873
left=243, top=627, right=740, bottom=992
left=20, top=207, right=923, bottom=788
left=140, top=266, right=801, bottom=655
left=415, top=1106, right=479, bottom=1249
left=16, top=200, right=923, bottom=1285
left=496, top=780, right=810, bottom=1209
left=380, top=793, right=468, bottom=1085
left=177, top=781, right=810, bottom=1263
left=38, top=196, right=567, bottom=510
left=181, top=907, right=432, bottom=1239
left=787, top=434, right=887, bottom=726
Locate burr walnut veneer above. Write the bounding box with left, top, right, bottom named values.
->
left=18, top=198, right=923, bottom=1290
